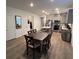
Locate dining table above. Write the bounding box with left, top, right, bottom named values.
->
left=27, top=31, right=50, bottom=53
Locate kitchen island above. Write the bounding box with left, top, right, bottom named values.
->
left=61, top=24, right=72, bottom=42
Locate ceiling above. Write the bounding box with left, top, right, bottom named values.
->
left=6, top=0, right=73, bottom=15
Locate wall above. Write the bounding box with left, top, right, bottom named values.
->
left=46, top=14, right=62, bottom=23
left=46, top=9, right=69, bottom=23
left=6, top=6, right=41, bottom=41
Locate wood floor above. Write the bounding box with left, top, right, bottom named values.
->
left=6, top=32, right=73, bottom=59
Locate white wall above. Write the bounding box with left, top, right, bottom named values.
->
left=6, top=6, right=41, bottom=41
left=46, top=9, right=69, bottom=23
left=46, top=14, right=62, bottom=22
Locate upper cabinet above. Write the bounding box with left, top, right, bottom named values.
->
left=67, top=9, right=73, bottom=24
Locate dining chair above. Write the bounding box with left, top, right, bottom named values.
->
left=28, top=31, right=32, bottom=35
left=43, top=30, right=52, bottom=51
left=24, top=35, right=40, bottom=59
left=47, top=32, right=52, bottom=47
left=33, top=29, right=37, bottom=33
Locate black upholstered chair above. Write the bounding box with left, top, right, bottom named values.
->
left=33, top=29, right=37, bottom=33
left=42, top=31, right=52, bottom=52
left=28, top=31, right=32, bottom=35
left=24, top=35, right=40, bottom=59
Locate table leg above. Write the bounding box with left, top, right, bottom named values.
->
left=40, top=41, right=43, bottom=54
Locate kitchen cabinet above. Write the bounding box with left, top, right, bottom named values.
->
left=61, top=25, right=71, bottom=42
left=67, top=9, right=73, bottom=24
left=61, top=30, right=71, bottom=42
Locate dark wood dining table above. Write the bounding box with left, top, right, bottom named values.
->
left=27, top=31, right=50, bottom=53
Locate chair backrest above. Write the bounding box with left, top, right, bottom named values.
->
left=24, top=35, right=33, bottom=44
left=28, top=29, right=37, bottom=35
left=33, top=29, right=37, bottom=33
left=47, top=32, right=52, bottom=42
left=28, top=31, right=32, bottom=35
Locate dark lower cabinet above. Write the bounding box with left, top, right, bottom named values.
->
left=54, top=25, right=60, bottom=30
left=61, top=30, right=71, bottom=42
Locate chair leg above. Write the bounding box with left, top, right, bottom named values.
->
left=33, top=48, right=35, bottom=59
left=27, top=46, right=28, bottom=55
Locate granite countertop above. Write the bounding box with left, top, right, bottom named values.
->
left=61, top=24, right=72, bottom=31
left=62, top=25, right=68, bottom=30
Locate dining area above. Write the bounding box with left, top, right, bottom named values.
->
left=24, top=29, right=52, bottom=59
left=6, top=28, right=73, bottom=59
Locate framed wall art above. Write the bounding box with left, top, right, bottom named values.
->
left=15, top=15, right=22, bottom=29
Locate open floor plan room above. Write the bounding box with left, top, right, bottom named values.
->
left=6, top=0, right=73, bottom=59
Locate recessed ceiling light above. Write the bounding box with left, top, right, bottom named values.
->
left=57, top=11, right=60, bottom=14
left=30, top=2, right=34, bottom=7
left=42, top=10, right=49, bottom=15
left=55, top=8, right=60, bottom=14
left=45, top=12, right=49, bottom=15
left=45, top=12, right=48, bottom=14
left=56, top=8, right=59, bottom=11
left=50, top=0, right=54, bottom=2
left=42, top=10, right=45, bottom=13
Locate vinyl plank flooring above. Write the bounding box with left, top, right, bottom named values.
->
left=6, top=32, right=73, bottom=59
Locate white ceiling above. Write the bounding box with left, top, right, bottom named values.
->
left=6, top=0, right=73, bottom=15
